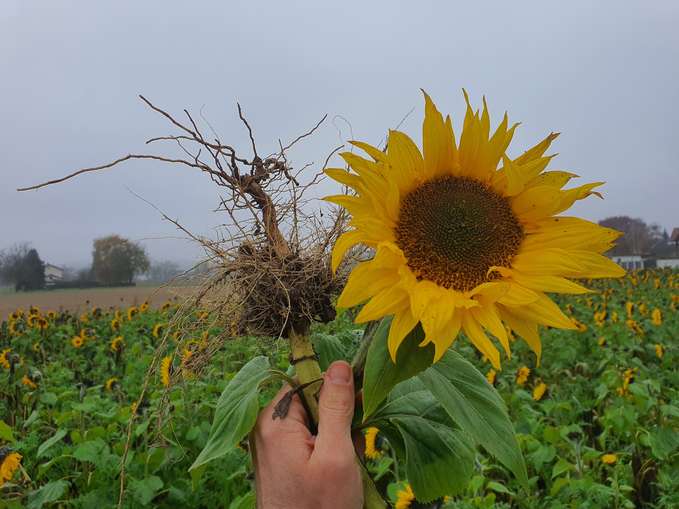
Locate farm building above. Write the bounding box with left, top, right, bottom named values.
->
left=44, top=263, right=65, bottom=285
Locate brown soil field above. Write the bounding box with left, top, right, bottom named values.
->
left=0, top=286, right=194, bottom=319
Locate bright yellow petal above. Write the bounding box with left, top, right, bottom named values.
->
left=331, top=230, right=364, bottom=273
left=422, top=91, right=458, bottom=179
left=349, top=140, right=387, bottom=163
left=511, top=293, right=577, bottom=329
left=387, top=129, right=424, bottom=193
left=498, top=306, right=542, bottom=365
left=472, top=304, right=511, bottom=357
left=462, top=313, right=500, bottom=369
left=337, top=263, right=399, bottom=308
left=514, top=132, right=559, bottom=165
left=388, top=308, right=419, bottom=362
left=355, top=285, right=409, bottom=323
left=325, top=168, right=363, bottom=191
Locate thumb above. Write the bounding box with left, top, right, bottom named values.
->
left=315, top=361, right=355, bottom=454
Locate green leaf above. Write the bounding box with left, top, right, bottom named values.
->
left=649, top=427, right=679, bottom=459
left=129, top=476, right=164, bottom=506
left=369, top=378, right=474, bottom=501
left=37, top=429, right=68, bottom=458
left=229, top=492, right=256, bottom=509
left=419, top=349, right=529, bottom=488
left=394, top=416, right=474, bottom=502
left=73, top=439, right=109, bottom=465
left=0, top=420, right=15, bottom=442
left=190, top=356, right=271, bottom=471
left=312, top=333, right=347, bottom=370
left=27, top=480, right=69, bottom=509
left=362, top=319, right=434, bottom=419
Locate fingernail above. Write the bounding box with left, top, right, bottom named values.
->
left=327, top=361, right=352, bottom=384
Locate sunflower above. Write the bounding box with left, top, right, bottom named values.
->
left=21, top=375, right=37, bottom=390
left=532, top=381, right=548, bottom=401
left=651, top=308, right=662, bottom=326
left=395, top=483, right=416, bottom=509
left=111, top=318, right=121, bottom=331
left=140, top=301, right=150, bottom=313
left=152, top=323, right=165, bottom=339
left=364, top=427, right=381, bottom=460
left=326, top=92, right=623, bottom=367
left=0, top=349, right=10, bottom=370
left=601, top=453, right=618, bottom=465
left=71, top=336, right=84, bottom=348
left=486, top=368, right=497, bottom=385
left=516, top=366, right=530, bottom=386
left=105, top=377, right=119, bottom=391
left=127, top=306, right=139, bottom=321
left=655, top=344, right=664, bottom=359
left=110, top=336, right=125, bottom=353
left=160, top=356, right=172, bottom=387
left=0, top=450, right=22, bottom=486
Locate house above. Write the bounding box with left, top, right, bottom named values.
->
left=610, top=255, right=644, bottom=271
left=44, top=263, right=65, bottom=285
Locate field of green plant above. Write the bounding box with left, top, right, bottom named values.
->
left=1, top=269, right=678, bottom=508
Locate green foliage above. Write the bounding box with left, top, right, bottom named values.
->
left=1, top=268, right=678, bottom=508
left=191, top=356, right=271, bottom=471
left=362, top=319, right=434, bottom=419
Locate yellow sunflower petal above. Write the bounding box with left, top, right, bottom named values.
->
left=388, top=308, right=419, bottom=361
left=498, top=306, right=542, bottom=364
left=387, top=129, right=424, bottom=192
left=349, top=140, right=387, bottom=162
left=462, top=313, right=501, bottom=369
left=472, top=304, right=511, bottom=357
left=332, top=230, right=364, bottom=273
left=355, top=286, right=409, bottom=323
left=422, top=91, right=458, bottom=179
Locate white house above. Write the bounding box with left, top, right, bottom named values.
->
left=610, top=255, right=644, bottom=271
left=44, top=263, right=64, bottom=285
left=657, top=259, right=679, bottom=269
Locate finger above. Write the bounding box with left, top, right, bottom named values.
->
left=314, top=361, right=355, bottom=457
left=258, top=383, right=308, bottom=427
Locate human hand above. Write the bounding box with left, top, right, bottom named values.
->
left=253, top=361, right=363, bottom=509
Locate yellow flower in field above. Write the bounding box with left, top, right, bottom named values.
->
left=71, top=336, right=84, bottom=348
left=395, top=483, right=415, bottom=509
left=593, top=310, right=606, bottom=327
left=617, top=368, right=636, bottom=396
left=152, top=323, right=165, bottom=339
left=115, top=310, right=122, bottom=321
left=486, top=368, right=497, bottom=385
left=364, top=427, right=381, bottom=460
left=160, top=356, right=172, bottom=387
left=638, top=303, right=648, bottom=316
left=21, top=375, right=37, bottom=390
left=597, top=336, right=607, bottom=347
left=572, top=319, right=588, bottom=333
left=516, top=366, right=530, bottom=386
left=626, top=319, right=644, bottom=336
left=532, top=382, right=547, bottom=401
left=8, top=320, right=18, bottom=336
left=196, top=310, right=209, bottom=321
left=110, top=336, right=124, bottom=353
left=0, top=349, right=10, bottom=370
left=111, top=318, right=121, bottom=331
left=611, top=311, right=619, bottom=323
left=655, top=344, right=664, bottom=359
left=651, top=309, right=662, bottom=326
left=27, top=314, right=39, bottom=328
left=105, top=377, right=118, bottom=391
left=47, top=310, right=57, bottom=320
left=325, top=92, right=623, bottom=367
left=80, top=312, right=89, bottom=323
left=161, top=301, right=172, bottom=312
left=654, top=278, right=661, bottom=289
left=140, top=301, right=149, bottom=313
left=601, top=453, right=617, bottom=465
left=181, top=348, right=194, bottom=365
left=127, top=306, right=139, bottom=321
left=0, top=451, right=22, bottom=486
left=625, top=301, right=634, bottom=318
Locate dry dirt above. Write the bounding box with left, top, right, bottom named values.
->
left=0, top=286, right=194, bottom=319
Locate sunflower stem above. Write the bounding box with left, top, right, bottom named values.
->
left=288, top=328, right=386, bottom=509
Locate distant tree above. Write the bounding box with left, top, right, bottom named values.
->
left=0, top=243, right=45, bottom=291
left=91, top=235, right=150, bottom=285
left=146, top=260, right=183, bottom=283
left=598, top=216, right=662, bottom=256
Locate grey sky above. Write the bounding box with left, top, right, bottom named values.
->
left=2, top=1, right=678, bottom=269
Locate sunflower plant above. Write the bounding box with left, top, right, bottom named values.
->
left=187, top=91, right=623, bottom=507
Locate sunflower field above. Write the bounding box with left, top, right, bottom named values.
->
left=1, top=268, right=678, bottom=508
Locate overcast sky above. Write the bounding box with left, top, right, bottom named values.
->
left=2, top=1, right=678, bottom=269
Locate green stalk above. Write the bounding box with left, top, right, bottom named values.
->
left=288, top=329, right=386, bottom=509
